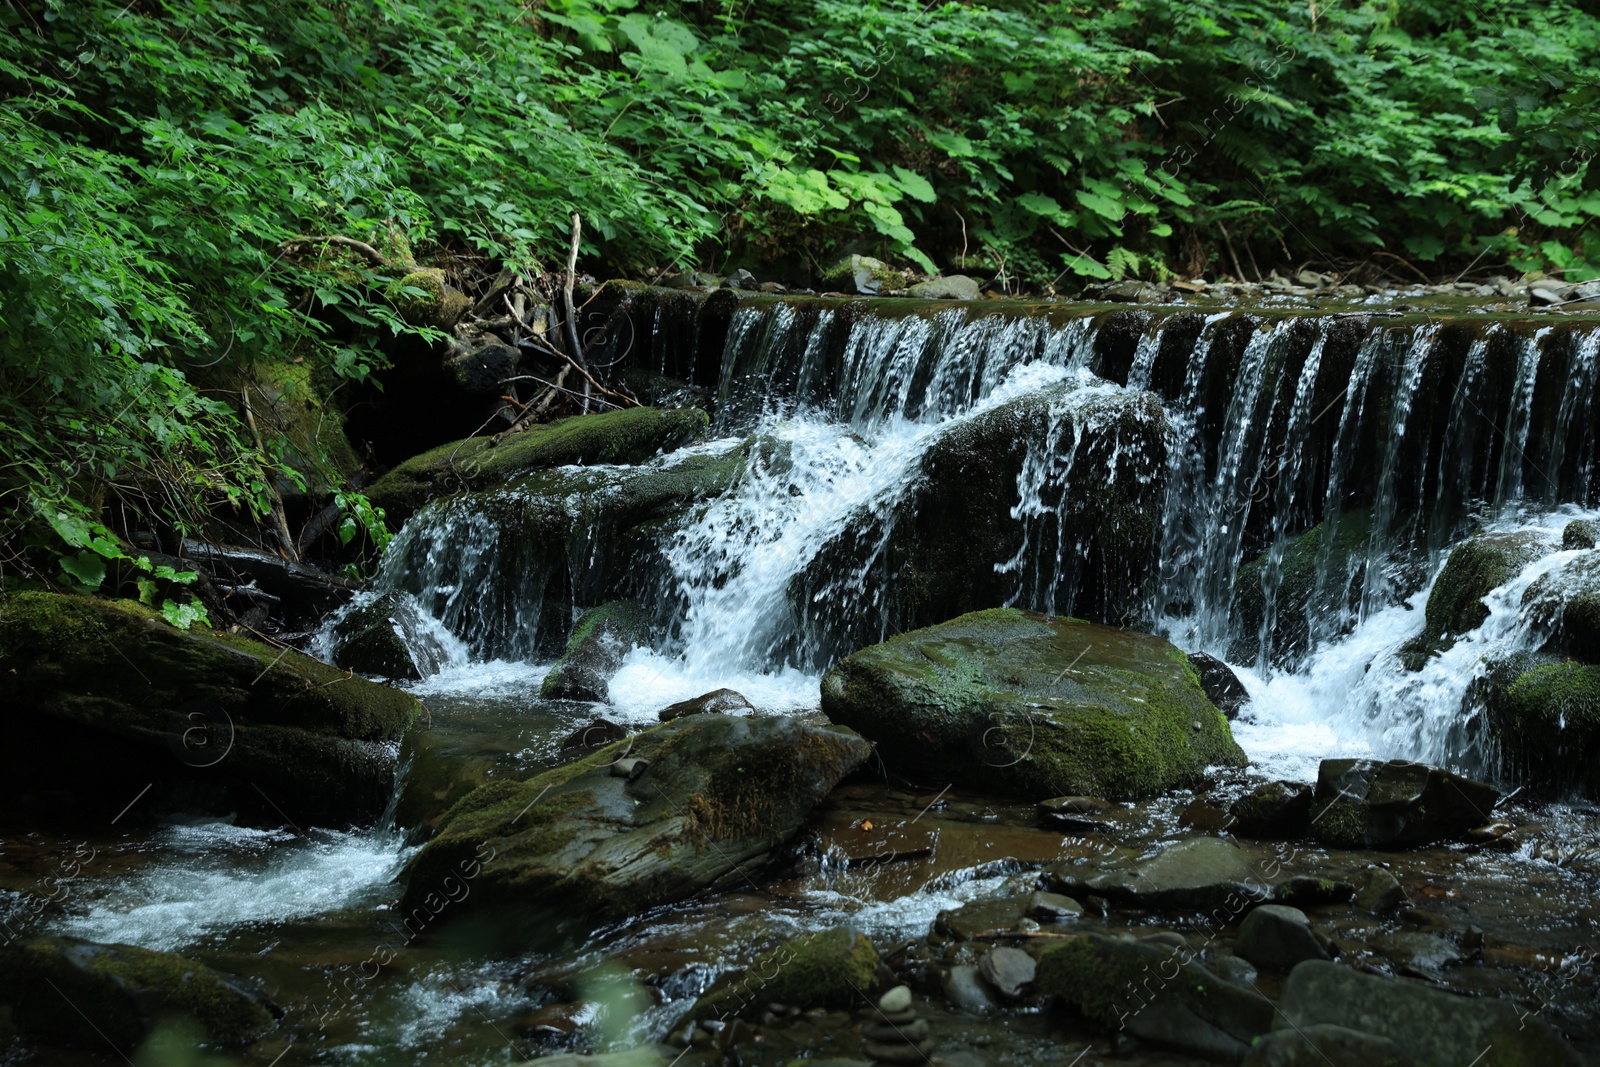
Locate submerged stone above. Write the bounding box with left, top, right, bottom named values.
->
left=1046, top=837, right=1349, bottom=912
left=1227, top=780, right=1314, bottom=838
left=0, top=936, right=277, bottom=1050
left=400, top=714, right=871, bottom=925
left=821, top=608, right=1244, bottom=801
left=0, top=592, right=421, bottom=827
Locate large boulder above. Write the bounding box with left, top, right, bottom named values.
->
left=1310, top=759, right=1498, bottom=848
left=1274, top=960, right=1582, bottom=1066
left=1523, top=549, right=1600, bottom=662
left=399, top=714, right=871, bottom=924
left=0, top=936, right=277, bottom=1051
left=366, top=405, right=709, bottom=524
left=540, top=601, right=650, bottom=702
left=792, top=380, right=1168, bottom=658
left=331, top=592, right=444, bottom=680
left=820, top=608, right=1244, bottom=800
left=1035, top=933, right=1274, bottom=1060
left=1399, top=531, right=1551, bottom=668
left=0, top=592, right=421, bottom=826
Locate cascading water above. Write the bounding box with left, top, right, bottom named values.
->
left=379, top=295, right=1600, bottom=779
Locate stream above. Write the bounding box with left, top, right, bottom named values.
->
left=4, top=296, right=1599, bottom=1065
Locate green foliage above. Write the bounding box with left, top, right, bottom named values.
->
left=2, top=0, right=1599, bottom=578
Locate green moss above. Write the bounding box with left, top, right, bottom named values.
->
left=246, top=360, right=360, bottom=492
left=366, top=406, right=711, bottom=523
left=1400, top=532, right=1550, bottom=668
left=699, top=927, right=880, bottom=1018
left=390, top=267, right=470, bottom=328
left=819, top=254, right=911, bottom=291
left=1563, top=520, right=1599, bottom=550
left=1487, top=660, right=1600, bottom=799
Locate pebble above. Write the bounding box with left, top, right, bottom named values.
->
left=878, top=985, right=912, bottom=1013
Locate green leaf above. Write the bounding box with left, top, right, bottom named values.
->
left=60, top=550, right=107, bottom=590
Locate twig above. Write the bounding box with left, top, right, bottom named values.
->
left=1372, top=250, right=1432, bottom=284
left=282, top=235, right=390, bottom=268
left=240, top=382, right=300, bottom=563
left=562, top=214, right=589, bottom=414
left=1217, top=221, right=1246, bottom=283
left=518, top=336, right=636, bottom=408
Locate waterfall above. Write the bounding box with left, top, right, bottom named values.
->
left=378, top=293, right=1600, bottom=772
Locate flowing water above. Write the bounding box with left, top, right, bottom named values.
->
left=10, top=298, right=1600, bottom=1064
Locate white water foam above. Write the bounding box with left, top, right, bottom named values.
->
left=53, top=822, right=414, bottom=953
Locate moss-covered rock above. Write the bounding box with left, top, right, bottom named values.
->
left=244, top=360, right=361, bottom=497
left=1398, top=531, right=1551, bottom=668
left=0, top=936, right=277, bottom=1050
left=1563, top=519, right=1599, bottom=550
left=1230, top=509, right=1373, bottom=667
left=366, top=406, right=710, bottom=525
left=1035, top=933, right=1273, bottom=1060
left=1485, top=659, right=1600, bottom=799
left=399, top=714, right=871, bottom=926
left=819, top=608, right=1244, bottom=800
left=390, top=267, right=471, bottom=329
left=792, top=381, right=1168, bottom=659
left=1523, top=549, right=1600, bottom=663
left=384, top=440, right=750, bottom=658
left=540, top=601, right=651, bottom=702
left=0, top=592, right=421, bottom=826
left=819, top=254, right=911, bottom=294
left=1309, top=759, right=1499, bottom=848
left=694, top=927, right=880, bottom=1019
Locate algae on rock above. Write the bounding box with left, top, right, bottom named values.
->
left=820, top=608, right=1243, bottom=800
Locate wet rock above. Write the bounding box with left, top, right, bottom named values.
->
left=331, top=592, right=443, bottom=680
left=941, top=965, right=996, bottom=1014
left=1241, top=1024, right=1419, bottom=1067
left=907, top=275, right=981, bottom=301
left=401, top=714, right=871, bottom=924
left=1206, top=953, right=1258, bottom=987
left=1310, top=759, right=1499, bottom=848
left=697, top=927, right=879, bottom=1018
left=1177, top=797, right=1232, bottom=833
left=610, top=757, right=649, bottom=780
left=1231, top=509, right=1373, bottom=667
left=444, top=337, right=521, bottom=395
left=725, top=268, right=758, bottom=290
left=1228, top=780, right=1314, bottom=838
left=864, top=984, right=933, bottom=1063
left=1187, top=652, right=1249, bottom=718
left=1049, top=837, right=1348, bottom=912
left=1399, top=531, right=1550, bottom=667
left=541, top=601, right=650, bottom=702
left=1275, top=960, right=1582, bottom=1065
left=1025, top=891, right=1083, bottom=921
left=1037, top=795, right=1114, bottom=830
left=1235, top=905, right=1329, bottom=971
left=560, top=717, right=629, bottom=752
left=1354, top=866, right=1408, bottom=913
left=821, top=609, right=1244, bottom=801
left=1524, top=550, right=1600, bottom=662
left=794, top=380, right=1169, bottom=654
left=1374, top=932, right=1464, bottom=977
left=366, top=405, right=709, bottom=524
left=820, top=254, right=911, bottom=295
left=658, top=688, right=754, bottom=721
left=934, top=897, right=1026, bottom=940
left=1036, top=933, right=1274, bottom=1060
left=0, top=935, right=277, bottom=1050
left=977, top=946, right=1035, bottom=999
left=1484, top=657, right=1600, bottom=799
left=1563, top=519, right=1599, bottom=550
left=0, top=592, right=422, bottom=827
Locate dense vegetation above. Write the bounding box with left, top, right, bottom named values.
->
left=2, top=0, right=1598, bottom=587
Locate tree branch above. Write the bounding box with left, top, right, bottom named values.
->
left=283, top=235, right=390, bottom=268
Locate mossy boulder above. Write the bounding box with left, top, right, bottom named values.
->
left=1035, top=933, right=1274, bottom=1060
left=390, top=267, right=471, bottom=329
left=1309, top=759, right=1498, bottom=848
left=540, top=601, right=651, bottom=702
left=399, top=713, right=872, bottom=925
left=384, top=440, right=750, bottom=659
left=1485, top=659, right=1600, bottom=799
left=819, top=608, right=1244, bottom=800
left=366, top=405, right=710, bottom=525
left=1398, top=531, right=1551, bottom=668
left=793, top=380, right=1168, bottom=659
left=819, top=254, right=911, bottom=294
left=243, top=360, right=361, bottom=498
left=1523, top=549, right=1600, bottom=663
left=1230, top=509, right=1373, bottom=667
left=694, top=927, right=880, bottom=1019
left=0, top=592, right=421, bottom=826
left=0, top=936, right=277, bottom=1050
left=1563, top=519, right=1599, bottom=550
